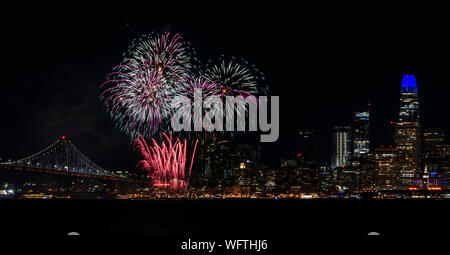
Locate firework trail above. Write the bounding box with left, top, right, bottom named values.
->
left=101, top=32, right=197, bottom=139
left=134, top=132, right=199, bottom=189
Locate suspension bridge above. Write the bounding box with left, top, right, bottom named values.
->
left=0, top=136, right=123, bottom=181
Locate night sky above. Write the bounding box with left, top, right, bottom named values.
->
left=1, top=5, right=449, bottom=170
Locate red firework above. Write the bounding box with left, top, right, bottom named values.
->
left=134, top=132, right=199, bottom=190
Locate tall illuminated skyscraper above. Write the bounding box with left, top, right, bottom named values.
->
left=353, top=110, right=370, bottom=159
left=399, top=74, right=420, bottom=122
left=393, top=74, right=421, bottom=187
left=351, top=108, right=370, bottom=191
left=331, top=126, right=352, bottom=169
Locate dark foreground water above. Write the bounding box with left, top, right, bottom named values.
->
left=1, top=199, right=449, bottom=236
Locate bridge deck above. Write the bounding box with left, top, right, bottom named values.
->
left=0, top=164, right=128, bottom=181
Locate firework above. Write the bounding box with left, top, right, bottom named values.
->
left=203, top=57, right=268, bottom=98
left=101, top=32, right=196, bottom=139
left=178, top=75, right=220, bottom=100
left=134, top=132, right=199, bottom=190
left=124, top=32, right=197, bottom=79
left=202, top=58, right=267, bottom=132
left=101, top=32, right=269, bottom=141
left=100, top=62, right=178, bottom=138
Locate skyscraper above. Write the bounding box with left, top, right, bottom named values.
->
left=298, top=130, right=318, bottom=165
left=399, top=75, right=420, bottom=122
left=353, top=110, right=370, bottom=159
left=423, top=128, right=446, bottom=188
left=373, top=146, right=396, bottom=189
left=423, top=128, right=445, bottom=153
left=393, top=74, right=421, bottom=187
left=297, top=129, right=319, bottom=190
left=297, top=129, right=319, bottom=191
left=233, top=143, right=262, bottom=194
left=331, top=126, right=352, bottom=169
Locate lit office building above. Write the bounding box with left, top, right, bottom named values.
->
left=398, top=74, right=420, bottom=123
left=359, top=154, right=376, bottom=191
left=393, top=74, right=421, bottom=188
left=423, top=128, right=448, bottom=188
left=279, top=158, right=301, bottom=193
left=331, top=126, right=352, bottom=169
left=423, top=129, right=445, bottom=150
left=374, top=146, right=396, bottom=189
left=318, top=163, right=335, bottom=194
left=335, top=165, right=359, bottom=193
left=233, top=144, right=263, bottom=194
left=436, top=143, right=450, bottom=189
left=281, top=158, right=297, bottom=168
left=353, top=111, right=370, bottom=159
left=264, top=169, right=277, bottom=193
left=351, top=110, right=371, bottom=191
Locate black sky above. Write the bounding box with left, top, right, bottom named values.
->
left=1, top=4, right=449, bottom=169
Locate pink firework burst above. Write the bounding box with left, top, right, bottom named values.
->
left=134, top=132, right=199, bottom=190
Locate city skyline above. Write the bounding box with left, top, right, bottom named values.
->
left=2, top=73, right=449, bottom=196
left=1, top=72, right=447, bottom=169
left=3, top=4, right=450, bottom=244
left=1, top=7, right=449, bottom=170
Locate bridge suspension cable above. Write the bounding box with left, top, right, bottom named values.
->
left=0, top=137, right=118, bottom=178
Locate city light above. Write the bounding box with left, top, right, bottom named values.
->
left=0, top=54, right=448, bottom=201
